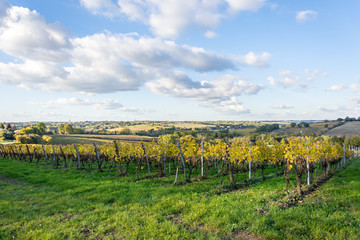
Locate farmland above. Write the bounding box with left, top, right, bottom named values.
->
left=2, top=120, right=360, bottom=239
left=324, top=121, right=360, bottom=136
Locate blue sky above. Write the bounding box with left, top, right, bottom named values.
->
left=0, top=0, right=359, bottom=122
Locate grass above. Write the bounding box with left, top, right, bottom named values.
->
left=0, top=158, right=359, bottom=239
left=51, top=135, right=112, bottom=145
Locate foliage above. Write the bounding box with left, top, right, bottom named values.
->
left=0, top=129, right=14, bottom=140
left=37, top=122, right=46, bottom=135
left=42, top=135, right=53, bottom=144
left=15, top=134, right=42, bottom=144
left=255, top=124, right=279, bottom=133
left=64, top=124, right=74, bottom=134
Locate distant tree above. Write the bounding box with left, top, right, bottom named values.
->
left=0, top=123, right=4, bottom=129
left=119, top=128, right=131, bottom=135
left=255, top=124, right=279, bottom=133
left=64, top=124, right=74, bottom=134
left=42, top=135, right=53, bottom=144
left=324, top=124, right=329, bottom=128
left=290, top=122, right=296, bottom=128
left=350, top=135, right=360, bottom=147
left=37, top=122, right=46, bottom=135
left=5, top=123, right=12, bottom=130
left=344, top=137, right=351, bottom=147
left=337, top=118, right=343, bottom=122
left=58, top=124, right=65, bottom=134
left=324, top=119, right=329, bottom=123
left=0, top=129, right=14, bottom=140
left=330, top=135, right=345, bottom=144
left=19, top=126, right=40, bottom=135
left=15, top=134, right=42, bottom=144
left=303, top=122, right=310, bottom=128
left=73, top=127, right=85, bottom=134
left=305, top=132, right=316, bottom=137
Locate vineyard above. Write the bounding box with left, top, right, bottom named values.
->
left=0, top=136, right=357, bottom=196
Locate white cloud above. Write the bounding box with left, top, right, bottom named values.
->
left=267, top=76, right=276, bottom=86
left=226, top=0, right=265, bottom=12
left=0, top=1, right=267, bottom=115
left=0, top=6, right=237, bottom=93
left=272, top=104, right=294, bottom=109
left=29, top=97, right=153, bottom=112
left=146, top=72, right=263, bottom=113
left=79, top=0, right=266, bottom=39
left=318, top=105, right=346, bottom=113
left=0, top=6, right=71, bottom=62
left=326, top=83, right=347, bottom=91
left=278, top=69, right=327, bottom=89
left=238, top=52, right=271, bottom=67
left=79, top=0, right=121, bottom=18
left=296, top=10, right=318, bottom=24
left=205, top=31, right=218, bottom=39
left=278, top=70, right=300, bottom=88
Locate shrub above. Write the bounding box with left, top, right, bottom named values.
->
left=42, top=135, right=53, bottom=144
left=15, top=134, right=42, bottom=144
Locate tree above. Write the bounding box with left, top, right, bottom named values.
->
left=64, top=124, right=74, bottom=134
left=324, top=124, right=329, bottom=128
left=5, top=123, right=12, bottom=130
left=0, top=123, right=4, bottom=129
left=37, top=122, right=46, bottom=135
left=42, top=135, right=53, bottom=144
left=19, top=126, right=40, bottom=135
left=58, top=124, right=65, bottom=134
left=290, top=122, right=296, bottom=128
left=350, top=135, right=360, bottom=147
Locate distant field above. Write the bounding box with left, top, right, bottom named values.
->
left=51, top=134, right=155, bottom=145
left=108, top=122, right=213, bottom=133
left=323, top=121, right=360, bottom=136
left=271, top=122, right=338, bottom=136
left=108, top=124, right=162, bottom=133
left=230, top=128, right=256, bottom=136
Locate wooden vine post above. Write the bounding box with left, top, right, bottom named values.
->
left=163, top=142, right=167, bottom=175
left=74, top=144, right=81, bottom=169
left=59, top=145, right=67, bottom=168
left=177, top=141, right=188, bottom=182
left=200, top=141, right=204, bottom=177
left=306, top=138, right=310, bottom=186
left=112, top=141, right=123, bottom=176
left=14, top=145, right=21, bottom=160
left=93, top=143, right=102, bottom=172
left=249, top=141, right=252, bottom=180
left=52, top=145, right=56, bottom=166
left=26, top=145, right=32, bottom=162
left=42, top=144, right=49, bottom=165
left=141, top=143, right=151, bottom=177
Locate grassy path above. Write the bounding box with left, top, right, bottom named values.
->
left=0, top=158, right=359, bottom=239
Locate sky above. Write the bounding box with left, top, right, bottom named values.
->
left=0, top=0, right=359, bottom=122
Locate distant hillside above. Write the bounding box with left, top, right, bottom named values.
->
left=271, top=122, right=338, bottom=137
left=323, top=121, right=360, bottom=136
